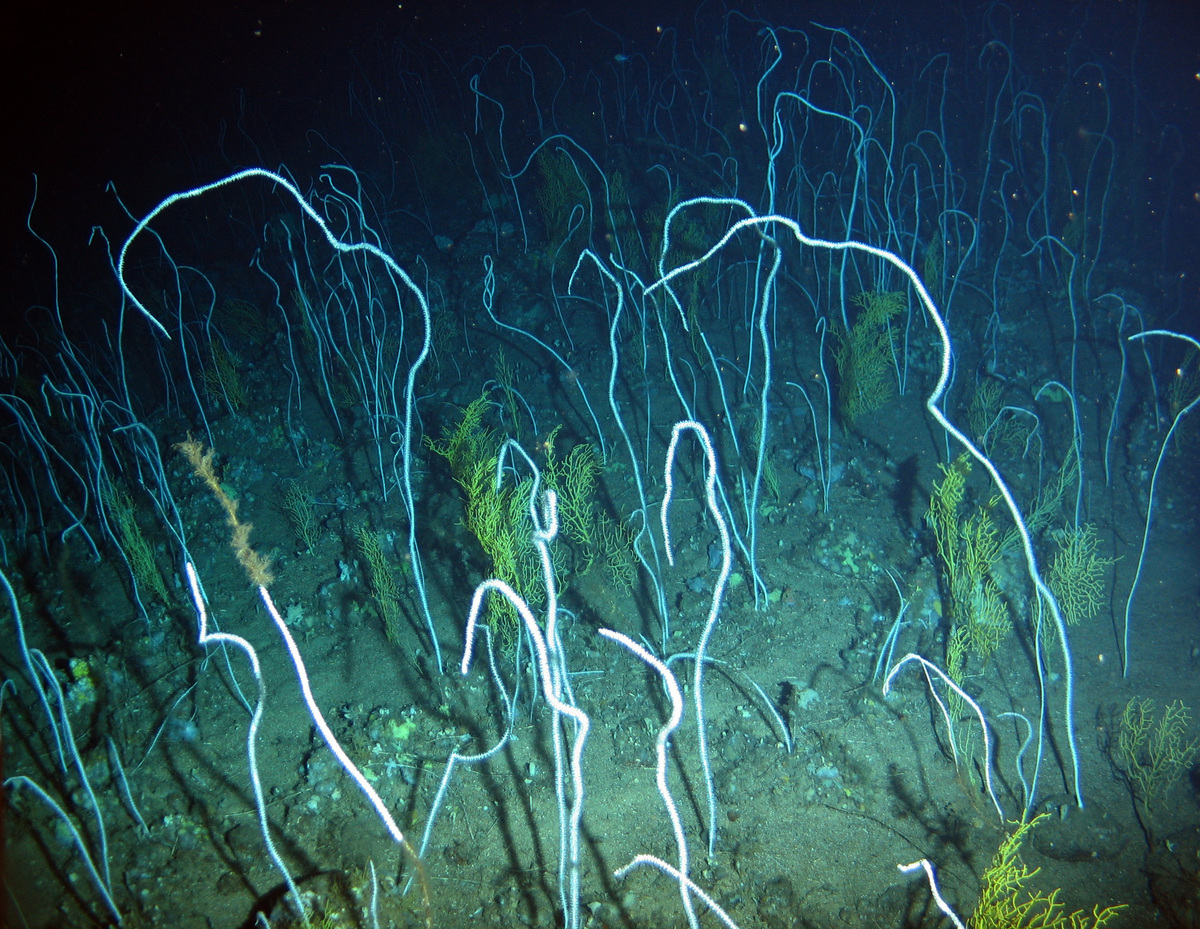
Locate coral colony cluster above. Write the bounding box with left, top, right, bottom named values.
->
left=2, top=4, right=1198, bottom=928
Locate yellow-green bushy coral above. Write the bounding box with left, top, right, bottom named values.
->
left=462, top=455, right=541, bottom=645
left=970, top=813, right=1126, bottom=928
left=536, top=149, right=589, bottom=261
left=1046, top=524, right=1116, bottom=626
left=201, top=342, right=247, bottom=412
left=282, top=480, right=321, bottom=552
left=103, top=483, right=172, bottom=607
left=543, top=429, right=599, bottom=567
left=428, top=395, right=539, bottom=645
left=494, top=351, right=522, bottom=440
left=1114, top=697, right=1200, bottom=811
left=429, top=392, right=637, bottom=645
left=596, top=512, right=638, bottom=589
left=424, top=392, right=494, bottom=482
left=543, top=428, right=638, bottom=585
left=833, top=290, right=904, bottom=426
left=927, top=455, right=1010, bottom=663
left=357, top=527, right=404, bottom=645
